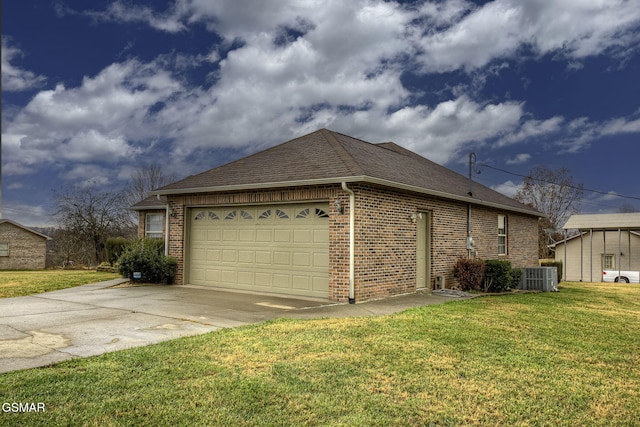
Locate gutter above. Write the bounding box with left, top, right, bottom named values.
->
left=341, top=182, right=356, bottom=304
left=151, top=176, right=542, bottom=218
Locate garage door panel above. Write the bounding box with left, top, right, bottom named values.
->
left=223, top=230, right=238, bottom=241
left=313, top=253, right=329, bottom=268
left=222, top=250, right=236, bottom=262
left=207, top=230, right=221, bottom=242
left=273, top=274, right=290, bottom=288
left=239, top=230, right=254, bottom=242
left=205, top=269, right=220, bottom=282
left=292, top=275, right=310, bottom=290
left=256, top=230, right=272, bottom=242
left=274, top=230, right=291, bottom=242
left=293, top=252, right=311, bottom=267
left=238, top=271, right=253, bottom=285
left=255, top=272, right=271, bottom=287
left=255, top=251, right=272, bottom=264
left=189, top=203, right=329, bottom=298
left=238, top=250, right=254, bottom=263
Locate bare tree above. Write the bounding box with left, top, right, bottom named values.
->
left=54, top=185, right=136, bottom=265
left=125, top=163, right=177, bottom=206
left=514, top=166, right=584, bottom=258
left=617, top=203, right=639, bottom=213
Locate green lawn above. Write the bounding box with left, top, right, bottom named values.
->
left=1, top=282, right=639, bottom=426
left=0, top=270, right=121, bottom=298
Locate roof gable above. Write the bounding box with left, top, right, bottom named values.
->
left=0, top=219, right=51, bottom=240
left=153, top=129, right=539, bottom=216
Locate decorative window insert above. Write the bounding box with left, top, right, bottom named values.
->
left=145, top=213, right=163, bottom=239
left=602, top=254, right=615, bottom=270
left=241, top=210, right=253, bottom=220
left=296, top=208, right=310, bottom=219
left=315, top=209, right=329, bottom=218
left=194, top=211, right=205, bottom=221
left=276, top=209, right=289, bottom=219
left=498, top=215, right=507, bottom=255
left=225, top=211, right=237, bottom=220
left=259, top=210, right=272, bottom=219
left=208, top=211, right=220, bottom=220
left=0, top=242, right=9, bottom=257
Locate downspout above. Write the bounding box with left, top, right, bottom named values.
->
left=341, top=182, right=356, bottom=304
left=158, top=194, right=169, bottom=257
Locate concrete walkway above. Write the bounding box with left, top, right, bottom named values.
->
left=0, top=279, right=467, bottom=373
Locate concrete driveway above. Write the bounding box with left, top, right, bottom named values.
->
left=0, top=279, right=465, bottom=373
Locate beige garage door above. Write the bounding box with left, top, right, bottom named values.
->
left=188, top=203, right=329, bottom=298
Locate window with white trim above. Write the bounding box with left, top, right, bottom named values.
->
left=498, top=215, right=507, bottom=255
left=145, top=213, right=163, bottom=239
left=0, top=242, right=8, bottom=257
left=602, top=254, right=615, bottom=270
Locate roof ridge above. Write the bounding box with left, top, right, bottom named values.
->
left=320, top=129, right=365, bottom=176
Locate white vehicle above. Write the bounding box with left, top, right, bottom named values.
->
left=602, top=270, right=640, bottom=284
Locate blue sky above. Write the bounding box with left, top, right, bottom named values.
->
left=2, top=0, right=640, bottom=226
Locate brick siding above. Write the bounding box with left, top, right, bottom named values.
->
left=159, top=183, right=539, bottom=302
left=0, top=222, right=47, bottom=270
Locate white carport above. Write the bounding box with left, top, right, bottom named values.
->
left=559, top=213, right=640, bottom=282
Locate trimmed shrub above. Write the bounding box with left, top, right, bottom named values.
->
left=484, top=260, right=512, bottom=292
left=106, top=237, right=130, bottom=265
left=118, top=240, right=176, bottom=284
left=510, top=268, right=523, bottom=289
left=540, top=260, right=563, bottom=283
left=453, top=258, right=485, bottom=291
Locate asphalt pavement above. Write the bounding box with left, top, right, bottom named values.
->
left=0, top=279, right=467, bottom=373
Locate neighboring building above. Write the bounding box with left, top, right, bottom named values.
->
left=0, top=219, right=51, bottom=270
left=554, top=213, right=640, bottom=282
left=137, top=129, right=540, bottom=302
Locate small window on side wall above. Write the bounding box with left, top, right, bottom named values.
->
left=0, top=242, right=8, bottom=257
left=146, top=213, right=163, bottom=239
left=498, top=215, right=507, bottom=255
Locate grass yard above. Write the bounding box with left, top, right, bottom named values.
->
left=1, top=282, right=639, bottom=426
left=0, top=270, right=121, bottom=298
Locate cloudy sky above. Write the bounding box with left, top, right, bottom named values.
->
left=3, top=0, right=640, bottom=226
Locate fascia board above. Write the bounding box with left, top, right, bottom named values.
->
left=151, top=176, right=543, bottom=217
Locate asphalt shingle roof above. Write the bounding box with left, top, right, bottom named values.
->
left=154, top=129, right=540, bottom=216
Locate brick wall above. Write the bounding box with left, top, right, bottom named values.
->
left=0, top=222, right=47, bottom=270
left=164, top=183, right=539, bottom=301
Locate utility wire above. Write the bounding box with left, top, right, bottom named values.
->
left=478, top=163, right=640, bottom=202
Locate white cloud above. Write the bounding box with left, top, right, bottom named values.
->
left=85, top=1, right=186, bottom=33
left=5, top=0, right=640, bottom=192
left=497, top=116, right=564, bottom=147
left=414, top=0, right=640, bottom=72
left=506, top=153, right=531, bottom=165
left=491, top=180, right=522, bottom=198
left=3, top=59, right=182, bottom=174
left=1, top=37, right=46, bottom=91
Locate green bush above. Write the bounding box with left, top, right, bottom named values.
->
left=118, top=240, right=176, bottom=284
left=510, top=268, right=523, bottom=289
left=453, top=258, right=485, bottom=291
left=106, top=237, right=130, bottom=265
left=540, top=260, right=563, bottom=283
left=484, top=260, right=512, bottom=292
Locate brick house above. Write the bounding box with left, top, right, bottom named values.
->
left=134, top=129, right=540, bottom=302
left=0, top=219, right=51, bottom=270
